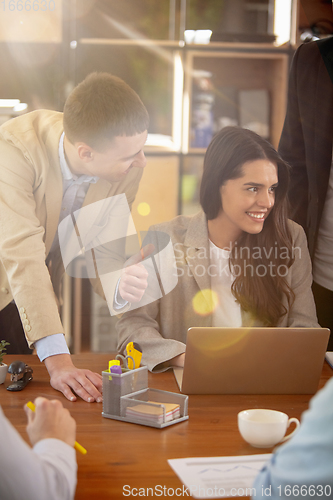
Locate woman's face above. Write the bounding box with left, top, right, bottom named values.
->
left=218, top=159, right=278, bottom=239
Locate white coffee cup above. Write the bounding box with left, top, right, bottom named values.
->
left=238, top=409, right=300, bottom=448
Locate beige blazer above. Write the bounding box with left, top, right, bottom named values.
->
left=117, top=211, right=319, bottom=372
left=0, top=110, right=142, bottom=345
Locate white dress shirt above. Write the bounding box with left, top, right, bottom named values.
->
left=209, top=240, right=242, bottom=327
left=0, top=405, right=77, bottom=500
left=34, top=133, right=98, bottom=361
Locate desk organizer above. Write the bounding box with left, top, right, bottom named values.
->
left=102, top=366, right=189, bottom=428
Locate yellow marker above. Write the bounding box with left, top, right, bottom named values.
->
left=108, top=359, right=120, bottom=372
left=108, top=359, right=121, bottom=380
left=26, top=401, right=87, bottom=455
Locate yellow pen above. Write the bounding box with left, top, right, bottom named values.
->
left=26, top=401, right=87, bottom=455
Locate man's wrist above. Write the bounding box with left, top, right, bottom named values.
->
left=44, top=353, right=73, bottom=376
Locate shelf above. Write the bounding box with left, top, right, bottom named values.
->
left=79, top=38, right=185, bottom=48
left=78, top=39, right=292, bottom=51
left=184, top=42, right=290, bottom=51
left=183, top=48, right=289, bottom=152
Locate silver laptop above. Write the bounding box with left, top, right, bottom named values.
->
left=174, top=327, right=330, bottom=395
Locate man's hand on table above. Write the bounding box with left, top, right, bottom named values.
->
left=44, top=354, right=103, bottom=403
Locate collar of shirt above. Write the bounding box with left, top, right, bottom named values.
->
left=59, top=132, right=99, bottom=185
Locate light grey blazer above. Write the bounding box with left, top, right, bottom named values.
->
left=117, top=211, right=319, bottom=372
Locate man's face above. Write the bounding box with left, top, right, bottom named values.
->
left=83, top=131, right=148, bottom=182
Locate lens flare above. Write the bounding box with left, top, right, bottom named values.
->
left=137, top=202, right=151, bottom=216
left=192, top=289, right=218, bottom=316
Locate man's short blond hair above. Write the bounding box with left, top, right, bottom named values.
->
left=63, top=72, right=149, bottom=150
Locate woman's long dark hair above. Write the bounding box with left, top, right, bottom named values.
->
left=200, top=127, right=294, bottom=326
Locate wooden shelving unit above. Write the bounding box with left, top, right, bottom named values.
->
left=183, top=44, right=289, bottom=153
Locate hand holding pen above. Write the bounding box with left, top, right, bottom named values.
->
left=25, top=398, right=86, bottom=455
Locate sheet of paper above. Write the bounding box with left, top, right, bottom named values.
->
left=325, top=351, right=333, bottom=369
left=168, top=454, right=272, bottom=498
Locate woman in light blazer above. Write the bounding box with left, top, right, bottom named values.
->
left=117, top=127, right=319, bottom=371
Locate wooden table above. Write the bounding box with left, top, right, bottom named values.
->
left=1, top=354, right=332, bottom=500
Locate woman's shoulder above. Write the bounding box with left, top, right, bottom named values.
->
left=150, top=211, right=204, bottom=238
left=287, top=219, right=308, bottom=247
left=287, top=219, right=305, bottom=235
left=151, top=214, right=192, bottom=231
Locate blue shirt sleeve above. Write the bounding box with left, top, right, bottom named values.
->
left=34, top=333, right=70, bottom=362
left=253, top=377, right=333, bottom=499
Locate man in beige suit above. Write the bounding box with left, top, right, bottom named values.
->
left=0, top=73, right=149, bottom=402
